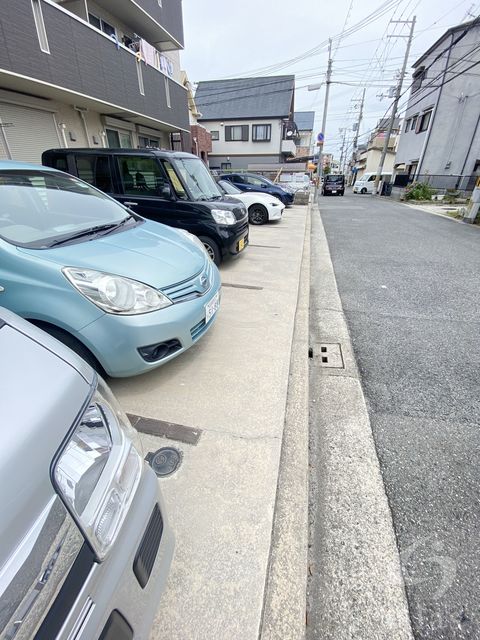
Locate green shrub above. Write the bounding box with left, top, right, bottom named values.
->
left=405, top=182, right=435, bottom=201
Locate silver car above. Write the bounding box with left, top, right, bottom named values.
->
left=0, top=307, right=173, bottom=640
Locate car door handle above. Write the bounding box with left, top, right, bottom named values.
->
left=124, top=201, right=138, bottom=206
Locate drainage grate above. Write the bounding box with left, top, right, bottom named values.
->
left=315, top=343, right=344, bottom=368
left=145, top=447, right=182, bottom=477
left=128, top=414, right=201, bottom=445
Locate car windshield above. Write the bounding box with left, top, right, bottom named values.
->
left=0, top=170, right=130, bottom=248
left=172, top=157, right=223, bottom=201
left=218, top=180, right=242, bottom=195
left=326, top=175, right=344, bottom=183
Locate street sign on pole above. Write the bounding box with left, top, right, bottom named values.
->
left=317, top=132, right=325, bottom=143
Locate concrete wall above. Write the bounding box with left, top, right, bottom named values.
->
left=208, top=154, right=281, bottom=170
left=202, top=119, right=283, bottom=157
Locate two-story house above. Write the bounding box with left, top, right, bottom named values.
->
left=194, top=75, right=297, bottom=171
left=394, top=18, right=480, bottom=190
left=0, top=0, right=189, bottom=163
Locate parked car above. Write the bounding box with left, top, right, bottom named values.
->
left=322, top=174, right=345, bottom=196
left=217, top=179, right=285, bottom=225
left=0, top=160, right=221, bottom=377
left=0, top=306, right=173, bottom=640
left=353, top=172, right=392, bottom=194
left=42, top=149, right=249, bottom=265
left=220, top=172, right=294, bottom=206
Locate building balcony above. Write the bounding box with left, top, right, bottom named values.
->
left=281, top=139, right=297, bottom=156
left=0, top=0, right=189, bottom=132
left=93, top=0, right=184, bottom=50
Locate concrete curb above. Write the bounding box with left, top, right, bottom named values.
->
left=259, top=205, right=311, bottom=640
left=307, top=204, right=414, bottom=640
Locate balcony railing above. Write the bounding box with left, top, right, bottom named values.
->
left=281, top=139, right=297, bottom=156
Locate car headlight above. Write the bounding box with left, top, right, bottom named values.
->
left=211, top=209, right=236, bottom=225
left=63, top=268, right=172, bottom=315
left=53, top=379, right=142, bottom=560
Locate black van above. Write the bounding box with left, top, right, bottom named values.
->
left=322, top=174, right=345, bottom=196
left=42, top=149, right=249, bottom=265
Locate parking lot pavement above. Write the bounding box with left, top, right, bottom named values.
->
left=110, top=205, right=309, bottom=640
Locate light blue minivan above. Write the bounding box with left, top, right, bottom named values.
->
left=0, top=161, right=221, bottom=377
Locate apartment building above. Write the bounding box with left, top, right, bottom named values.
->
left=194, top=75, right=298, bottom=171
left=394, top=18, right=480, bottom=190
left=0, top=0, right=189, bottom=163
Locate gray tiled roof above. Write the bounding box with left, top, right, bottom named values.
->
left=195, top=75, right=295, bottom=121
left=294, top=111, right=315, bottom=131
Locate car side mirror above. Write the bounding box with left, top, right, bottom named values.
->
left=160, top=184, right=173, bottom=199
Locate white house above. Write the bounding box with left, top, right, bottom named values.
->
left=194, top=76, right=298, bottom=171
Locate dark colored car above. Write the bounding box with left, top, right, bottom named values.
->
left=42, top=149, right=249, bottom=265
left=322, top=174, right=345, bottom=196
left=220, top=172, right=294, bottom=206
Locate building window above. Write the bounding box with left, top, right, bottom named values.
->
left=210, top=130, right=220, bottom=141
left=411, top=115, right=418, bottom=131
left=106, top=129, right=132, bottom=148
left=136, top=61, right=145, bottom=96
left=221, top=162, right=232, bottom=170
left=88, top=13, right=116, bottom=37
left=139, top=136, right=160, bottom=148
left=252, top=124, right=271, bottom=142
left=31, top=0, right=50, bottom=54
left=170, top=132, right=182, bottom=151
left=412, top=67, right=425, bottom=93
left=165, top=77, right=171, bottom=109
left=225, top=125, right=249, bottom=141
left=405, top=119, right=411, bottom=132
left=418, top=110, right=432, bottom=133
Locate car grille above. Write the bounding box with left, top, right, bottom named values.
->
left=162, top=261, right=212, bottom=304
left=133, top=504, right=163, bottom=589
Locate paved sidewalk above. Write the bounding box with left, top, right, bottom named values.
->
left=110, top=205, right=309, bottom=640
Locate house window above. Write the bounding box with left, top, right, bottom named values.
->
left=418, top=110, right=432, bottom=133
left=88, top=13, right=116, bottom=37
left=412, top=67, right=425, bottom=93
left=106, top=129, right=132, bottom=148
left=31, top=0, right=50, bottom=54
left=252, top=124, right=271, bottom=142
left=139, top=136, right=160, bottom=148
left=221, top=162, right=232, bottom=170
left=210, top=130, right=220, bottom=141
left=411, top=115, right=418, bottom=131
left=225, top=125, right=249, bottom=141
left=165, top=77, right=171, bottom=108
left=405, top=119, right=411, bottom=132
left=170, top=132, right=182, bottom=151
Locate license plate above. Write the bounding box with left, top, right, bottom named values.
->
left=238, top=237, right=246, bottom=252
left=332, top=190, right=337, bottom=193
left=205, top=291, right=220, bottom=324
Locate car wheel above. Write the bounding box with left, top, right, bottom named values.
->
left=249, top=204, right=268, bottom=225
left=361, top=188, right=367, bottom=194
left=29, top=321, right=106, bottom=375
left=199, top=236, right=221, bottom=265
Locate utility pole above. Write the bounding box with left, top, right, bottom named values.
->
left=350, top=88, right=365, bottom=184
left=374, top=16, right=416, bottom=194
left=316, top=38, right=333, bottom=193
left=339, top=127, right=348, bottom=173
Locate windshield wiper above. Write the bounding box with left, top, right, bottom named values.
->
left=46, top=216, right=134, bottom=248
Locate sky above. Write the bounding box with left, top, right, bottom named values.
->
left=180, top=0, right=479, bottom=159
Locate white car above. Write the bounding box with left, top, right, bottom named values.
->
left=218, top=179, right=285, bottom=225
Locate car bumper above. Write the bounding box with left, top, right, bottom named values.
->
left=219, top=219, right=249, bottom=259
left=57, top=464, right=174, bottom=640
left=78, top=267, right=222, bottom=377
left=267, top=205, right=284, bottom=221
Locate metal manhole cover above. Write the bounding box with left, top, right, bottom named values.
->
left=145, top=447, right=182, bottom=477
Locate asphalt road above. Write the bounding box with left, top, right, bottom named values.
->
left=319, top=192, right=480, bottom=640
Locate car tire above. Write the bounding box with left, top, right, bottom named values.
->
left=361, top=187, right=367, bottom=194
left=29, top=321, right=106, bottom=375
left=199, top=236, right=221, bottom=265
left=249, top=204, right=268, bottom=225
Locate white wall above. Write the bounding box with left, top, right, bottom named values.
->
left=203, top=119, right=282, bottom=156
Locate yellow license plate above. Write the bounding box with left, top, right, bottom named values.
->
left=238, top=237, right=245, bottom=252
